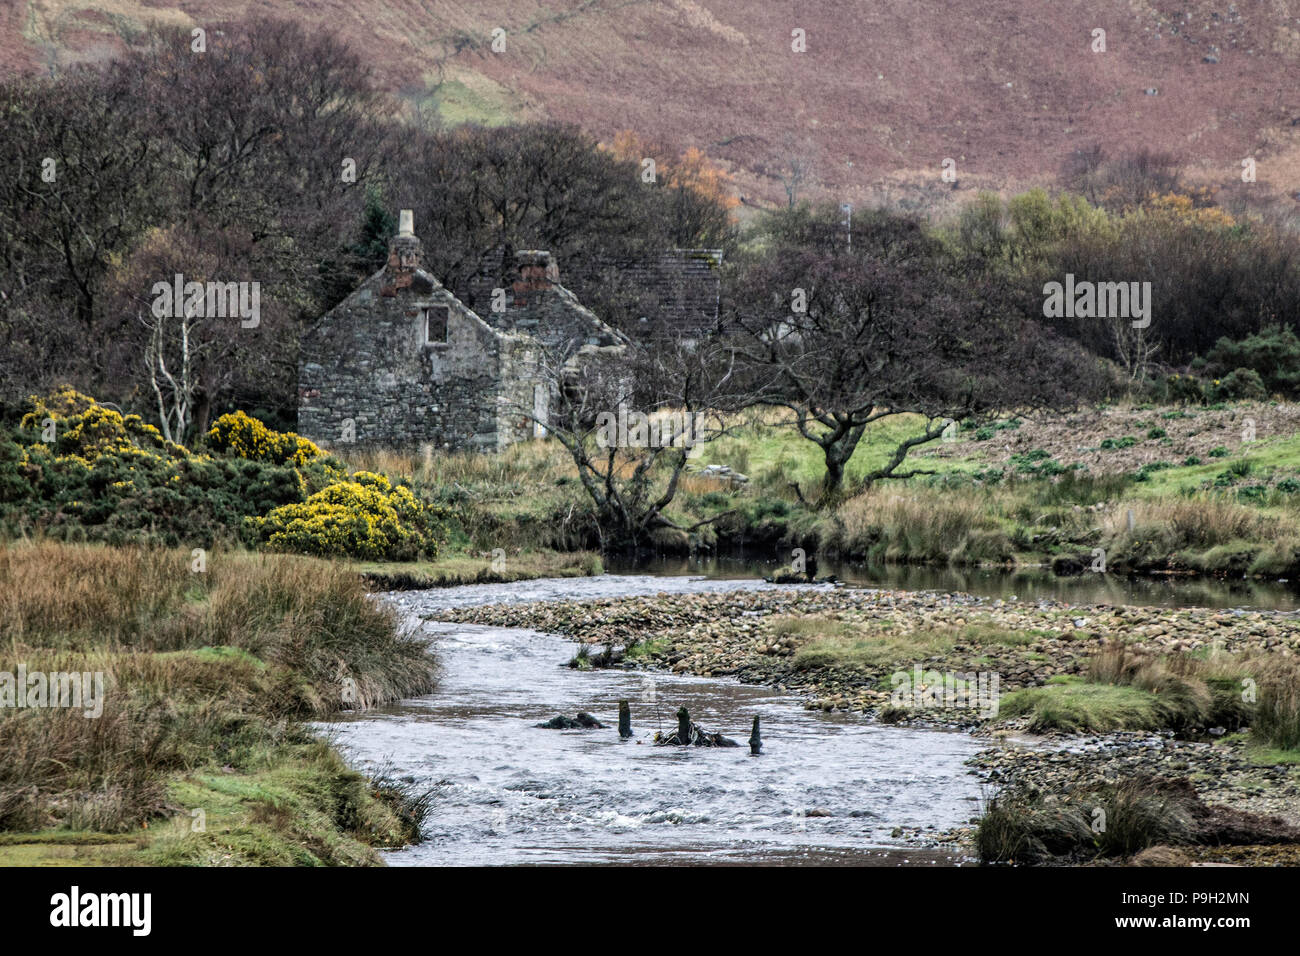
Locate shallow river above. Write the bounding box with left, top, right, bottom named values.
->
left=325, top=576, right=987, bottom=866
left=609, top=554, right=1300, bottom=611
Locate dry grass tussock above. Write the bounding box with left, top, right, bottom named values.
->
left=0, top=541, right=436, bottom=833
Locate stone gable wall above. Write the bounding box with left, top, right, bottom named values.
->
left=298, top=271, right=514, bottom=451
left=492, top=284, right=623, bottom=355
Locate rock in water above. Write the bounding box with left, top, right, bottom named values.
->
left=618, top=700, right=633, bottom=738
left=749, top=715, right=762, bottom=755
left=535, top=712, right=604, bottom=729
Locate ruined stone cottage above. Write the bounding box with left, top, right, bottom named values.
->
left=297, top=211, right=624, bottom=452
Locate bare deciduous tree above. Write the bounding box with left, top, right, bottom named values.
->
left=725, top=204, right=1098, bottom=501
left=510, top=337, right=749, bottom=549
left=773, top=136, right=814, bottom=209
left=142, top=307, right=198, bottom=444
left=1107, top=314, right=1160, bottom=384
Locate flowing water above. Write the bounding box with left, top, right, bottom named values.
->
left=326, top=576, right=987, bottom=866
left=326, top=561, right=1300, bottom=866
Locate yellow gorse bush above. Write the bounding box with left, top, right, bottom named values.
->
left=13, top=389, right=446, bottom=559
left=207, top=410, right=326, bottom=468
left=61, top=406, right=163, bottom=457
left=245, top=471, right=442, bottom=561
left=20, top=385, right=98, bottom=424
left=22, top=388, right=181, bottom=462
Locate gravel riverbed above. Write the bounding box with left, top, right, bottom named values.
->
left=429, top=584, right=1300, bottom=862
left=430, top=586, right=1300, bottom=714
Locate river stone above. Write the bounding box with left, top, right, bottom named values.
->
left=535, top=712, right=605, bottom=729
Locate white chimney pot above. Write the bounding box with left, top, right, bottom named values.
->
left=398, top=209, right=414, bottom=237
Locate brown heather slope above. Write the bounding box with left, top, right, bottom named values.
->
left=8, top=0, right=1300, bottom=209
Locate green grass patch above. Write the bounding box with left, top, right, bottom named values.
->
left=354, top=549, right=602, bottom=590
left=412, top=74, right=522, bottom=127
left=625, top=637, right=669, bottom=660
left=0, top=742, right=422, bottom=867
left=692, top=411, right=985, bottom=491
left=996, top=682, right=1172, bottom=733
left=782, top=615, right=1047, bottom=672
left=1245, top=745, right=1300, bottom=766
left=0, top=542, right=437, bottom=863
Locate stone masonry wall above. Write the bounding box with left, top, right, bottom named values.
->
left=298, top=229, right=616, bottom=454
left=488, top=251, right=623, bottom=357
left=298, top=270, right=509, bottom=451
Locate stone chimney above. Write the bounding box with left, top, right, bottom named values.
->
left=382, top=209, right=429, bottom=294
left=512, top=250, right=559, bottom=306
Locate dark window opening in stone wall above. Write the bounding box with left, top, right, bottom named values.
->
left=423, top=305, right=449, bottom=344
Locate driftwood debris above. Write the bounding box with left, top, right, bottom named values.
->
left=535, top=712, right=604, bottom=729
left=653, top=706, right=739, bottom=747
left=618, top=700, right=633, bottom=738
left=762, top=552, right=838, bottom=584
left=763, top=571, right=838, bottom=585
left=749, top=715, right=762, bottom=755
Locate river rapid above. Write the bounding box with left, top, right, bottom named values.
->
left=325, top=575, right=989, bottom=866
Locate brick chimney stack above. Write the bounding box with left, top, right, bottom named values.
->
left=512, top=250, right=558, bottom=306
left=382, top=209, right=431, bottom=295
left=387, top=209, right=423, bottom=274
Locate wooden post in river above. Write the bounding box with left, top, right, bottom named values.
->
left=618, top=700, right=633, bottom=738
left=676, top=706, right=692, bottom=744
left=749, top=715, right=762, bottom=755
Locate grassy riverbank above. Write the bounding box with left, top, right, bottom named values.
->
left=354, top=549, right=603, bottom=591
left=0, top=542, right=437, bottom=866
left=341, top=401, right=1300, bottom=582
left=697, top=401, right=1300, bottom=578
left=7, top=389, right=1300, bottom=585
